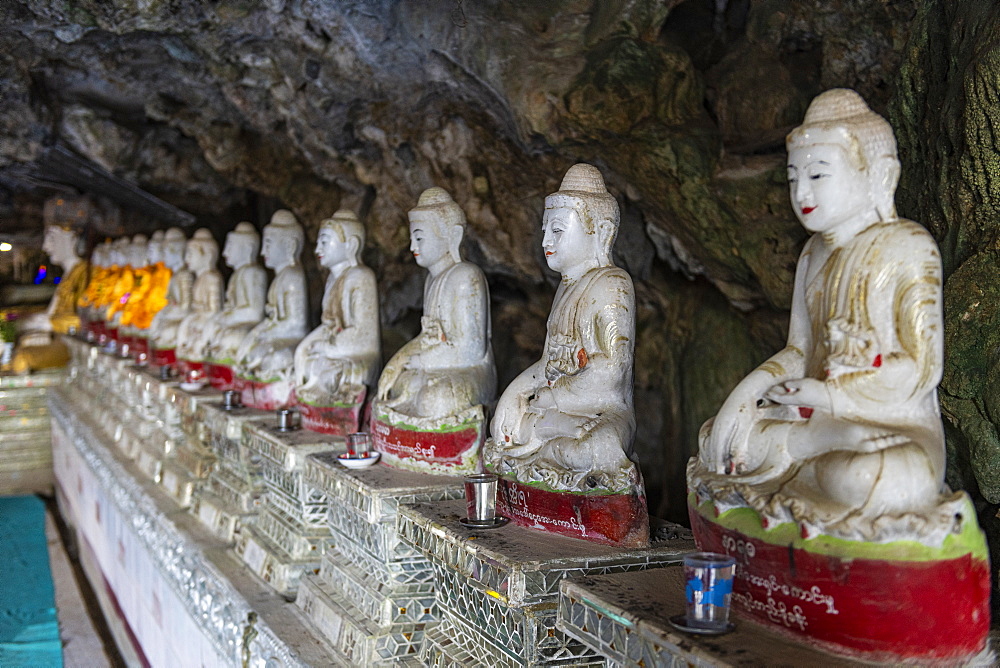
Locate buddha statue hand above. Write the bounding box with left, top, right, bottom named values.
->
left=418, top=316, right=446, bottom=346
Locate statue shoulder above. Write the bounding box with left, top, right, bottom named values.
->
left=445, top=261, right=488, bottom=293
left=344, top=264, right=377, bottom=288
left=864, top=220, right=942, bottom=262
left=586, top=266, right=635, bottom=303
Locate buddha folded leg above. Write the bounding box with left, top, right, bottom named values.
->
left=380, top=366, right=489, bottom=419
left=498, top=407, right=637, bottom=492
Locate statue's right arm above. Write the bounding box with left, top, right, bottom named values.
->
left=705, top=244, right=812, bottom=473
left=491, top=359, right=547, bottom=444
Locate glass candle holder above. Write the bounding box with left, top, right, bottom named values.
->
left=683, top=552, right=736, bottom=631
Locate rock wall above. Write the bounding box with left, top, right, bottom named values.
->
left=891, top=1, right=1000, bottom=580
left=4, top=0, right=974, bottom=525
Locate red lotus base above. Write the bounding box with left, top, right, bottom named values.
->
left=495, top=477, right=649, bottom=548
left=689, top=499, right=990, bottom=662
left=372, top=415, right=482, bottom=474
left=206, top=363, right=235, bottom=391
left=297, top=392, right=366, bottom=436
left=151, top=347, right=176, bottom=368
left=239, top=379, right=294, bottom=411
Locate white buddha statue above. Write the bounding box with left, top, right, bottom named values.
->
left=149, top=228, right=193, bottom=356
left=694, top=89, right=951, bottom=538
left=370, top=188, right=495, bottom=473
left=374, top=187, right=496, bottom=422
left=293, top=210, right=381, bottom=428
left=20, top=224, right=88, bottom=334
left=176, top=229, right=223, bottom=364
left=112, top=233, right=149, bottom=334
left=204, top=222, right=268, bottom=368
left=484, top=164, right=639, bottom=494
left=233, top=211, right=308, bottom=396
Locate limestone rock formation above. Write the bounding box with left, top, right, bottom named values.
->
left=0, top=0, right=934, bottom=522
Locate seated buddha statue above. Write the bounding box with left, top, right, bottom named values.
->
left=372, top=187, right=496, bottom=473
left=130, top=230, right=172, bottom=333
left=78, top=241, right=111, bottom=326
left=176, top=229, right=223, bottom=365
left=100, top=237, right=132, bottom=331
left=293, top=209, right=381, bottom=433
left=694, top=89, right=952, bottom=536
left=203, top=222, right=267, bottom=370
left=114, top=234, right=151, bottom=344
left=233, top=211, right=308, bottom=407
left=483, top=165, right=643, bottom=525
left=19, top=224, right=89, bottom=335
left=10, top=224, right=90, bottom=372
left=148, top=228, right=193, bottom=364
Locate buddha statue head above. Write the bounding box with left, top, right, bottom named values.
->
left=163, top=228, right=187, bottom=271
left=786, top=89, right=900, bottom=237
left=110, top=237, right=130, bottom=267
left=41, top=224, right=81, bottom=269
left=128, top=234, right=149, bottom=269
left=147, top=230, right=165, bottom=265
left=223, top=222, right=260, bottom=269
left=542, top=163, right=620, bottom=277
left=261, top=209, right=304, bottom=271
left=316, top=209, right=364, bottom=270
left=184, top=228, right=219, bottom=276
left=407, top=187, right=465, bottom=271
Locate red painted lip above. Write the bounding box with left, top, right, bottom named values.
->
left=545, top=251, right=554, bottom=256
left=802, top=206, right=817, bottom=214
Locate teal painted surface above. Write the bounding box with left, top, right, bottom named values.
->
left=0, top=495, right=62, bottom=667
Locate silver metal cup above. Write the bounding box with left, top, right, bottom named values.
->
left=276, top=408, right=300, bottom=432
left=222, top=389, right=241, bottom=410
left=464, top=473, right=499, bottom=525
left=346, top=432, right=371, bottom=458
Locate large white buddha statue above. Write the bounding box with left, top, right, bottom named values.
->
left=149, top=228, right=193, bottom=363
left=203, top=222, right=268, bottom=380
left=694, top=89, right=953, bottom=537
left=293, top=210, right=382, bottom=433
left=20, top=224, right=88, bottom=334
left=485, top=163, right=639, bottom=494
left=10, top=224, right=89, bottom=372
left=233, top=210, right=308, bottom=407
left=686, top=88, right=991, bottom=666
left=371, top=187, right=496, bottom=473
left=176, top=229, right=223, bottom=365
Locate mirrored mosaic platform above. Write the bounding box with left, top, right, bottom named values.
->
left=0, top=368, right=64, bottom=495
left=49, top=380, right=332, bottom=667
left=235, top=422, right=338, bottom=596
left=296, top=454, right=464, bottom=665
left=398, top=500, right=696, bottom=667
left=190, top=401, right=272, bottom=543
left=558, top=567, right=861, bottom=667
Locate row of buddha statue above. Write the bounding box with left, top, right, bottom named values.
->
left=19, top=87, right=988, bottom=661
left=20, top=88, right=983, bottom=562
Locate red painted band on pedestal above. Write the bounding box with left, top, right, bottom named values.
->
left=178, top=360, right=204, bottom=377
left=240, top=379, right=294, bottom=411
left=206, top=363, right=235, bottom=391
left=689, top=506, right=990, bottom=661
left=107, top=327, right=119, bottom=342
left=372, top=418, right=479, bottom=467
left=496, top=477, right=649, bottom=548
left=119, top=333, right=134, bottom=352
left=151, top=347, right=176, bottom=368
left=131, top=337, right=149, bottom=361
left=298, top=392, right=366, bottom=436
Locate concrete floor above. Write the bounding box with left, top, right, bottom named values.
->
left=44, top=501, right=122, bottom=668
